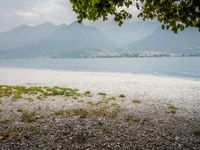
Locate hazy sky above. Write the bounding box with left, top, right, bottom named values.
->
left=0, top=0, right=139, bottom=33
left=0, top=0, right=77, bottom=32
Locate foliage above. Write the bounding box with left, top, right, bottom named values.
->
left=98, top=92, right=107, bottom=96
left=0, top=85, right=81, bottom=100
left=132, top=99, right=141, bottom=104
left=167, top=105, right=178, bottom=114
left=119, top=94, right=126, bottom=98
left=124, top=114, right=140, bottom=122
left=70, top=0, right=200, bottom=32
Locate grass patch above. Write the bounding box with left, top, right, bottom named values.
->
left=132, top=99, right=141, bottom=104
left=119, top=94, right=126, bottom=98
left=95, top=99, right=109, bottom=106
left=108, top=97, right=116, bottom=101
left=84, top=91, right=90, bottom=95
left=0, top=85, right=81, bottom=100
left=54, top=110, right=65, bottom=116
left=91, top=105, right=121, bottom=118
left=124, top=114, right=140, bottom=123
left=99, top=125, right=110, bottom=133
left=72, top=96, right=78, bottom=100
left=98, top=92, right=107, bottom=96
left=87, top=100, right=95, bottom=106
left=20, top=110, right=43, bottom=123
left=72, top=108, right=89, bottom=118
left=167, top=105, right=177, bottom=114
left=53, top=104, right=121, bottom=119
left=84, top=91, right=92, bottom=97
left=193, top=128, right=200, bottom=136
left=26, top=125, right=40, bottom=134
left=6, top=128, right=17, bottom=139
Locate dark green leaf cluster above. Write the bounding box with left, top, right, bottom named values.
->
left=70, top=0, right=133, bottom=26
left=70, top=0, right=200, bottom=32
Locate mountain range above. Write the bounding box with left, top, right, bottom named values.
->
left=0, top=21, right=199, bottom=58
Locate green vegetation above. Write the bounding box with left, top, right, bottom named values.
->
left=98, top=92, right=107, bottom=96
left=108, top=97, right=116, bottom=101
left=6, top=128, right=17, bottom=139
left=19, top=109, right=43, bottom=123
left=99, top=124, right=110, bottom=133
left=84, top=91, right=90, bottom=95
left=54, top=110, right=65, bottom=116
left=87, top=100, right=95, bottom=106
left=193, top=128, right=200, bottom=136
left=0, top=85, right=81, bottom=101
left=72, top=108, right=89, bottom=118
left=124, top=114, right=140, bottom=123
left=167, top=105, right=178, bottom=114
left=26, top=125, right=41, bottom=134
left=94, top=104, right=121, bottom=118
left=70, top=0, right=200, bottom=32
left=52, top=101, right=121, bottom=118
left=84, top=91, right=92, bottom=97
left=119, top=94, right=126, bottom=98
left=132, top=99, right=141, bottom=104
left=72, top=96, right=78, bottom=100
left=0, top=133, right=4, bottom=141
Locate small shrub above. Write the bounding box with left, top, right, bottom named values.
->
left=119, top=94, right=125, bottom=98
left=167, top=105, right=177, bottom=114
left=85, top=91, right=90, bottom=94
left=109, top=97, right=116, bottom=101
left=98, top=92, right=107, bottom=96
left=132, top=99, right=141, bottom=104
left=20, top=111, right=37, bottom=123
left=84, top=91, right=92, bottom=97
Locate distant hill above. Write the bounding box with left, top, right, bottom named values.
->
left=0, top=22, right=116, bottom=58
left=0, top=21, right=200, bottom=58
left=88, top=20, right=159, bottom=46
left=125, top=27, right=200, bottom=55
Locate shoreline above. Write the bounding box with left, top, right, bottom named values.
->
left=0, top=67, right=200, bottom=106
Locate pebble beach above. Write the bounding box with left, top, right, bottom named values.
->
left=0, top=68, right=200, bottom=149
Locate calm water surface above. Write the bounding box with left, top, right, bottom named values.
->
left=0, top=57, right=199, bottom=79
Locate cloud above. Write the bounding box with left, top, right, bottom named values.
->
left=0, top=0, right=77, bottom=32
left=0, top=0, right=140, bottom=32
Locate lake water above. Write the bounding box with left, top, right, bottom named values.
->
left=0, top=57, right=200, bottom=79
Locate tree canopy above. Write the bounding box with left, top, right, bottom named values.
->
left=69, top=0, right=200, bottom=32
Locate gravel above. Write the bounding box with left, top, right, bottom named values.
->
left=0, top=68, right=200, bottom=149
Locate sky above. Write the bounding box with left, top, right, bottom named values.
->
left=0, top=0, right=139, bottom=33
left=0, top=0, right=76, bottom=32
